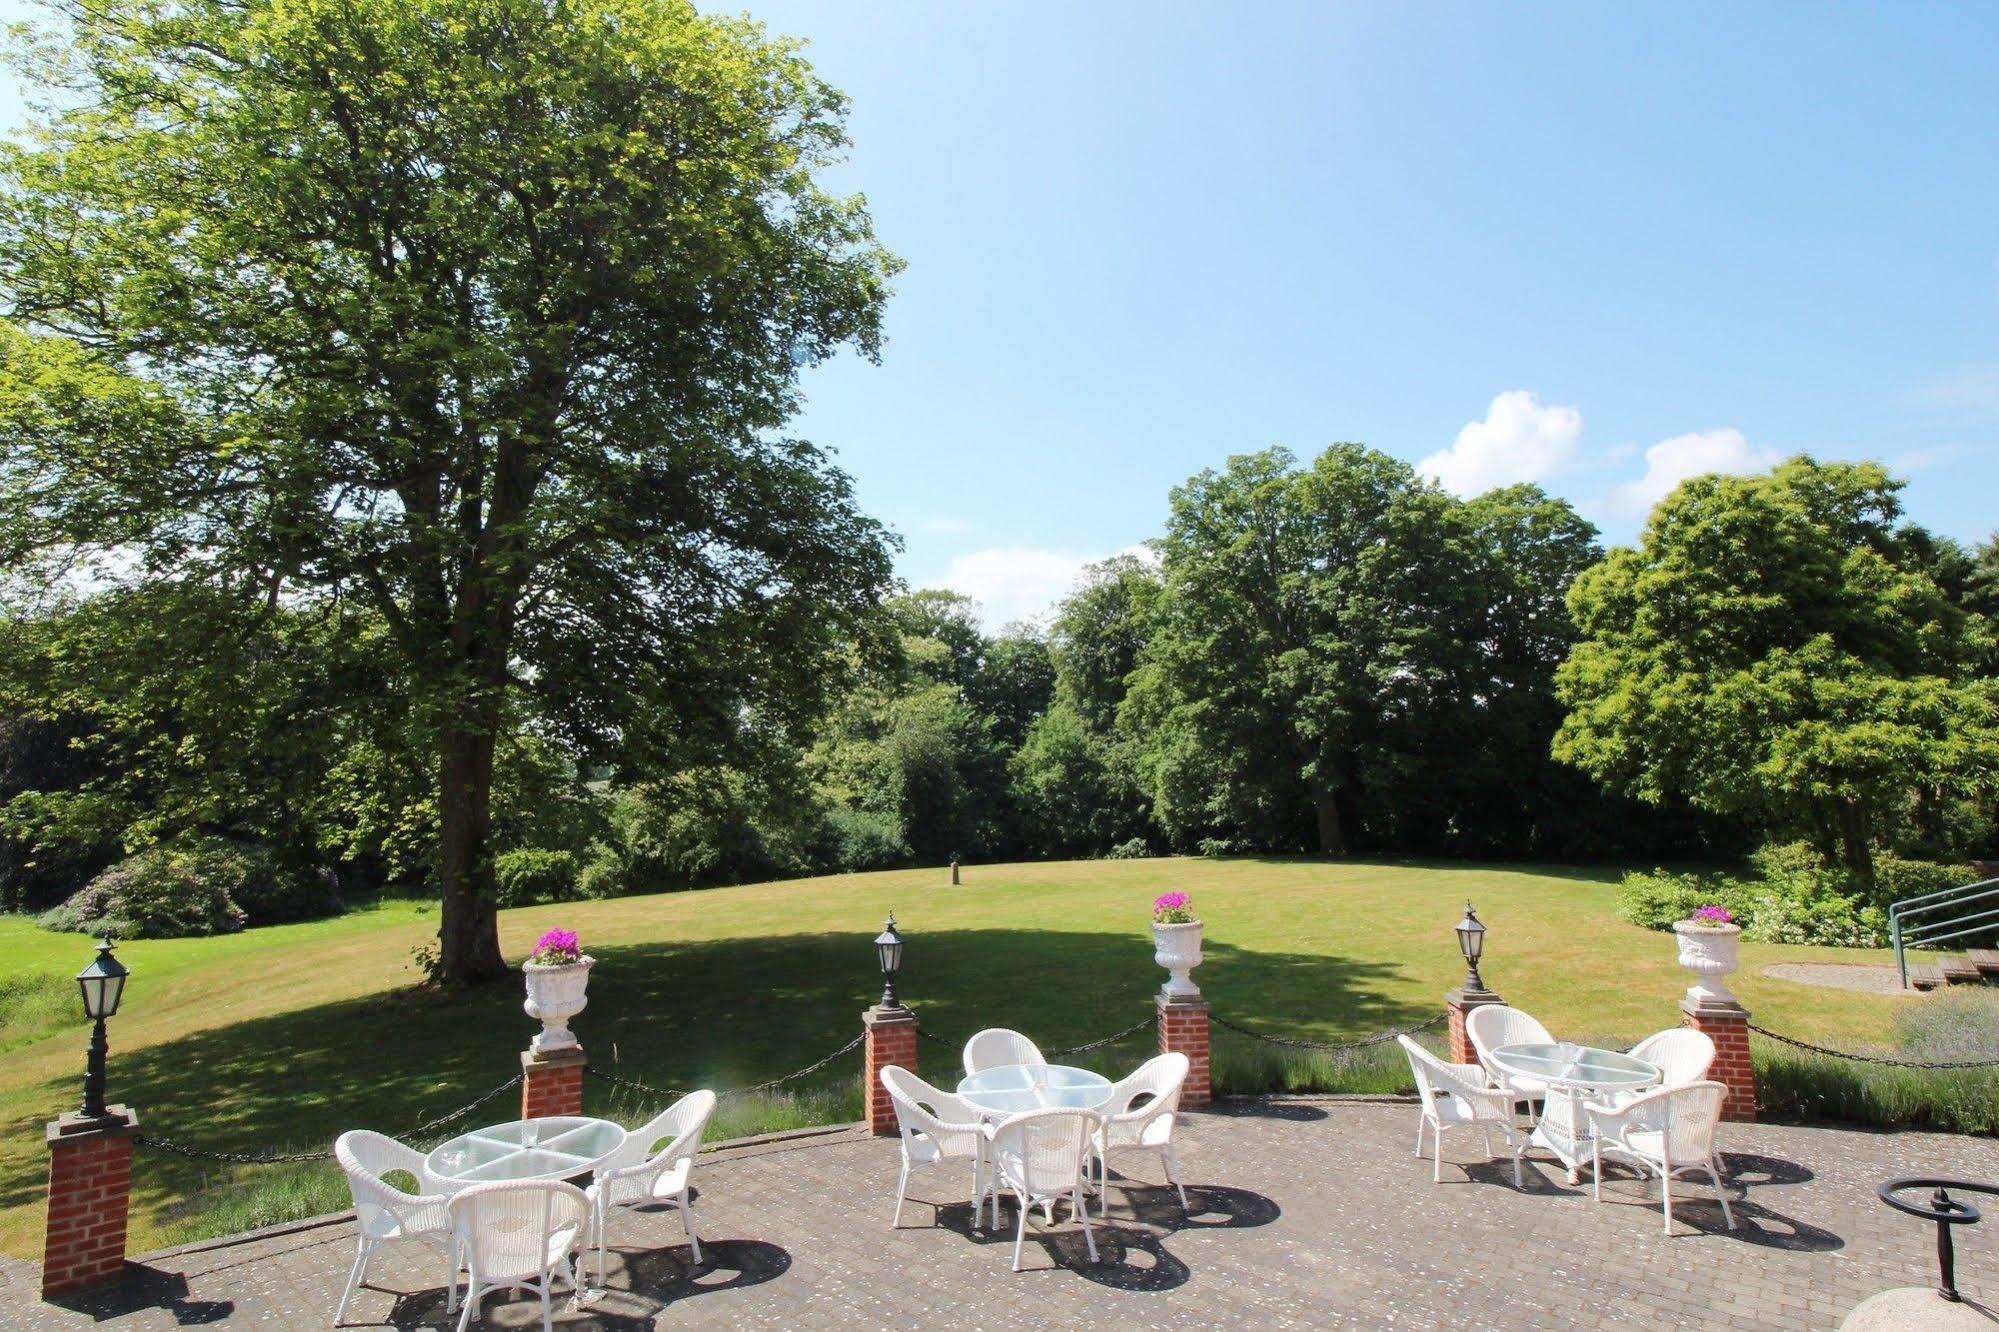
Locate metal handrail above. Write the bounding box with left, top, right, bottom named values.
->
left=1892, top=877, right=1999, bottom=988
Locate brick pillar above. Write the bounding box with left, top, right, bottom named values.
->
left=1445, top=987, right=1502, bottom=1066
left=863, top=1004, right=917, bottom=1136
left=521, top=1047, right=586, bottom=1120
left=1683, top=998, right=1756, bottom=1121
left=41, top=1108, right=137, bottom=1300
left=1157, top=996, right=1210, bottom=1108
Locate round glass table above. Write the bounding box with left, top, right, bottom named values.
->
left=1489, top=1042, right=1660, bottom=1183
left=957, top=1063, right=1114, bottom=1116
left=424, top=1115, right=627, bottom=1188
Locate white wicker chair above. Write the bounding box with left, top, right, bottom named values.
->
left=963, top=1028, right=1046, bottom=1077
left=584, top=1088, right=716, bottom=1282
left=880, top=1066, right=991, bottom=1227
left=447, top=1179, right=590, bottom=1332
left=986, top=1107, right=1103, bottom=1272
left=1465, top=1004, right=1554, bottom=1116
left=332, top=1129, right=456, bottom=1325
left=1397, top=1035, right=1523, bottom=1186
left=1627, top=1028, right=1715, bottom=1089
left=1092, top=1052, right=1190, bottom=1210
left=1585, top=1080, right=1736, bottom=1234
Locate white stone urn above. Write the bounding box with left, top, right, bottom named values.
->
left=1152, top=920, right=1204, bottom=1000
left=1673, top=920, right=1741, bottom=1007
left=523, top=956, right=594, bottom=1054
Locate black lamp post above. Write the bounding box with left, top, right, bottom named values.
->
left=75, top=937, right=129, bottom=1120
left=874, top=912, right=905, bottom=1008
left=1454, top=902, right=1488, bottom=993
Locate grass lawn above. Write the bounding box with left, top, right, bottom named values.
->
left=0, top=856, right=1921, bottom=1258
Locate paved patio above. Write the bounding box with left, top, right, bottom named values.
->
left=2, top=1098, right=1991, bottom=1329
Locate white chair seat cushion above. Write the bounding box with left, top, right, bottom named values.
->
left=1612, top=1128, right=1703, bottom=1170
left=467, top=1212, right=583, bottom=1281
left=359, top=1202, right=448, bottom=1242
left=905, top=1133, right=947, bottom=1165
left=1103, top=1113, right=1174, bottom=1151
left=588, top=1156, right=693, bottom=1210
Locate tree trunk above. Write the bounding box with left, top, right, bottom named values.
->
left=1314, top=792, right=1345, bottom=856
left=436, top=712, right=507, bottom=986
left=1835, top=799, right=1875, bottom=889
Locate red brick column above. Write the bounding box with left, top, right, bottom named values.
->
left=521, top=1047, right=586, bottom=1120
left=1445, top=987, right=1502, bottom=1066
left=42, top=1109, right=137, bottom=1300
left=1683, top=999, right=1756, bottom=1121
left=863, top=1004, right=917, bottom=1136
left=1157, top=996, right=1210, bottom=1108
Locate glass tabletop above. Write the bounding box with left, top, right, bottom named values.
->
left=957, top=1063, right=1113, bottom=1115
left=1490, top=1042, right=1660, bottom=1091
left=425, top=1116, right=627, bottom=1186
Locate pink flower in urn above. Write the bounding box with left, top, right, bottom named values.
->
left=1689, top=905, right=1735, bottom=929
left=1152, top=892, right=1196, bottom=925
left=527, top=928, right=583, bottom=966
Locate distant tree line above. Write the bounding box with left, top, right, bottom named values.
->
left=7, top=444, right=1993, bottom=937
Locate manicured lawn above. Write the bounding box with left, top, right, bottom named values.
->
left=0, top=856, right=1915, bottom=1257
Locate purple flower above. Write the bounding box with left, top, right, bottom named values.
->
left=528, top=927, right=582, bottom=965
left=1153, top=892, right=1189, bottom=913
left=1691, top=905, right=1734, bottom=927
left=1152, top=891, right=1196, bottom=923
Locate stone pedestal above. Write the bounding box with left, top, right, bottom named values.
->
left=1682, top=997, right=1756, bottom=1121
left=42, top=1108, right=137, bottom=1300
left=520, top=1046, right=586, bottom=1120
left=1445, top=987, right=1503, bottom=1066
left=1157, top=996, right=1211, bottom=1108
left=863, top=1004, right=918, bottom=1136
left=1841, top=1287, right=1998, bottom=1329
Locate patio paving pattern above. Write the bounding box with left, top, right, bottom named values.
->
left=2, top=1097, right=1992, bottom=1329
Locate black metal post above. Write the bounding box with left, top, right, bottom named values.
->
left=1933, top=1187, right=1960, bottom=1301
left=81, top=1016, right=109, bottom=1120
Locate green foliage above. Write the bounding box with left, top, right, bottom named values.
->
left=1873, top=851, right=1981, bottom=905
left=1103, top=837, right=1154, bottom=860
left=0, top=0, right=901, bottom=982
left=817, top=807, right=910, bottom=874
left=1010, top=701, right=1150, bottom=858
left=41, top=844, right=249, bottom=939
left=1556, top=457, right=1999, bottom=883
left=491, top=848, right=578, bottom=908
left=1617, top=847, right=1887, bottom=948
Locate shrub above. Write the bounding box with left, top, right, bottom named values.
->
left=1104, top=837, right=1153, bottom=860
left=821, top=808, right=909, bottom=874
left=1617, top=855, right=1885, bottom=948
left=575, top=852, right=625, bottom=901
left=1615, top=870, right=1753, bottom=932
left=1756, top=990, right=1999, bottom=1134
left=40, top=843, right=250, bottom=938
left=1196, top=837, right=1241, bottom=859
left=492, top=848, right=578, bottom=907
left=234, top=857, right=341, bottom=925
left=1873, top=852, right=1981, bottom=906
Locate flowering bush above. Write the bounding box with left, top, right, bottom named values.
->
left=1687, top=904, right=1736, bottom=928
left=526, top=928, right=583, bottom=966
left=1152, top=892, right=1196, bottom=925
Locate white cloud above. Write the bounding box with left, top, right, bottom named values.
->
left=1418, top=390, right=1583, bottom=497
left=940, top=544, right=1151, bottom=628
left=918, top=514, right=973, bottom=535
left=1613, top=427, right=1778, bottom=514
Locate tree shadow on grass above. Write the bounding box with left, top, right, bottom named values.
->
left=1, top=929, right=1416, bottom=1246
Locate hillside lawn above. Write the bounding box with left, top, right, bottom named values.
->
left=0, top=856, right=1916, bottom=1258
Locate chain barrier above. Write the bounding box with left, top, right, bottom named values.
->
left=913, top=1015, right=1156, bottom=1056
left=1747, top=1022, right=1999, bottom=1070
left=1210, top=1010, right=1447, bottom=1052
left=138, top=1074, right=525, bottom=1165
left=587, top=1032, right=867, bottom=1105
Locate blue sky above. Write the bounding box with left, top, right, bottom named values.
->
left=6, top=2, right=1997, bottom=624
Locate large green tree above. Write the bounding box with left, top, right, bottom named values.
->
left=1554, top=457, right=1999, bottom=882
left=0, top=0, right=899, bottom=981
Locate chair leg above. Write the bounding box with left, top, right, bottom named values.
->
left=1705, top=1163, right=1737, bottom=1230
left=680, top=1187, right=702, bottom=1263
left=333, top=1238, right=368, bottom=1325
left=892, top=1158, right=910, bottom=1228
left=1161, top=1145, right=1189, bottom=1212
left=539, top=1267, right=554, bottom=1332
left=454, top=1282, right=480, bottom=1332
left=1661, top=1168, right=1674, bottom=1234
left=1592, top=1140, right=1602, bottom=1202
left=1509, top=1131, right=1523, bottom=1189
left=1432, top=1123, right=1444, bottom=1183
left=1074, top=1185, right=1098, bottom=1264
left=1413, top=1116, right=1426, bottom=1157
left=1012, top=1195, right=1029, bottom=1272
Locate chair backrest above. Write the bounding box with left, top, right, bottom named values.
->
left=1107, top=1052, right=1188, bottom=1126
left=880, top=1065, right=980, bottom=1138
left=1616, top=1080, right=1727, bottom=1165
left=1397, top=1035, right=1488, bottom=1120
left=988, top=1107, right=1101, bottom=1198
left=1465, top=1005, right=1553, bottom=1071
left=963, top=1027, right=1046, bottom=1077
left=448, top=1179, right=589, bottom=1278
left=616, top=1089, right=718, bottom=1176
left=1627, top=1028, right=1715, bottom=1087
left=335, top=1130, right=431, bottom=1230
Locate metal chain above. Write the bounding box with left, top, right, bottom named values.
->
left=588, top=1032, right=868, bottom=1105
left=137, top=1074, right=525, bottom=1166
left=1210, top=1010, right=1447, bottom=1051
left=1747, top=1022, right=1999, bottom=1070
